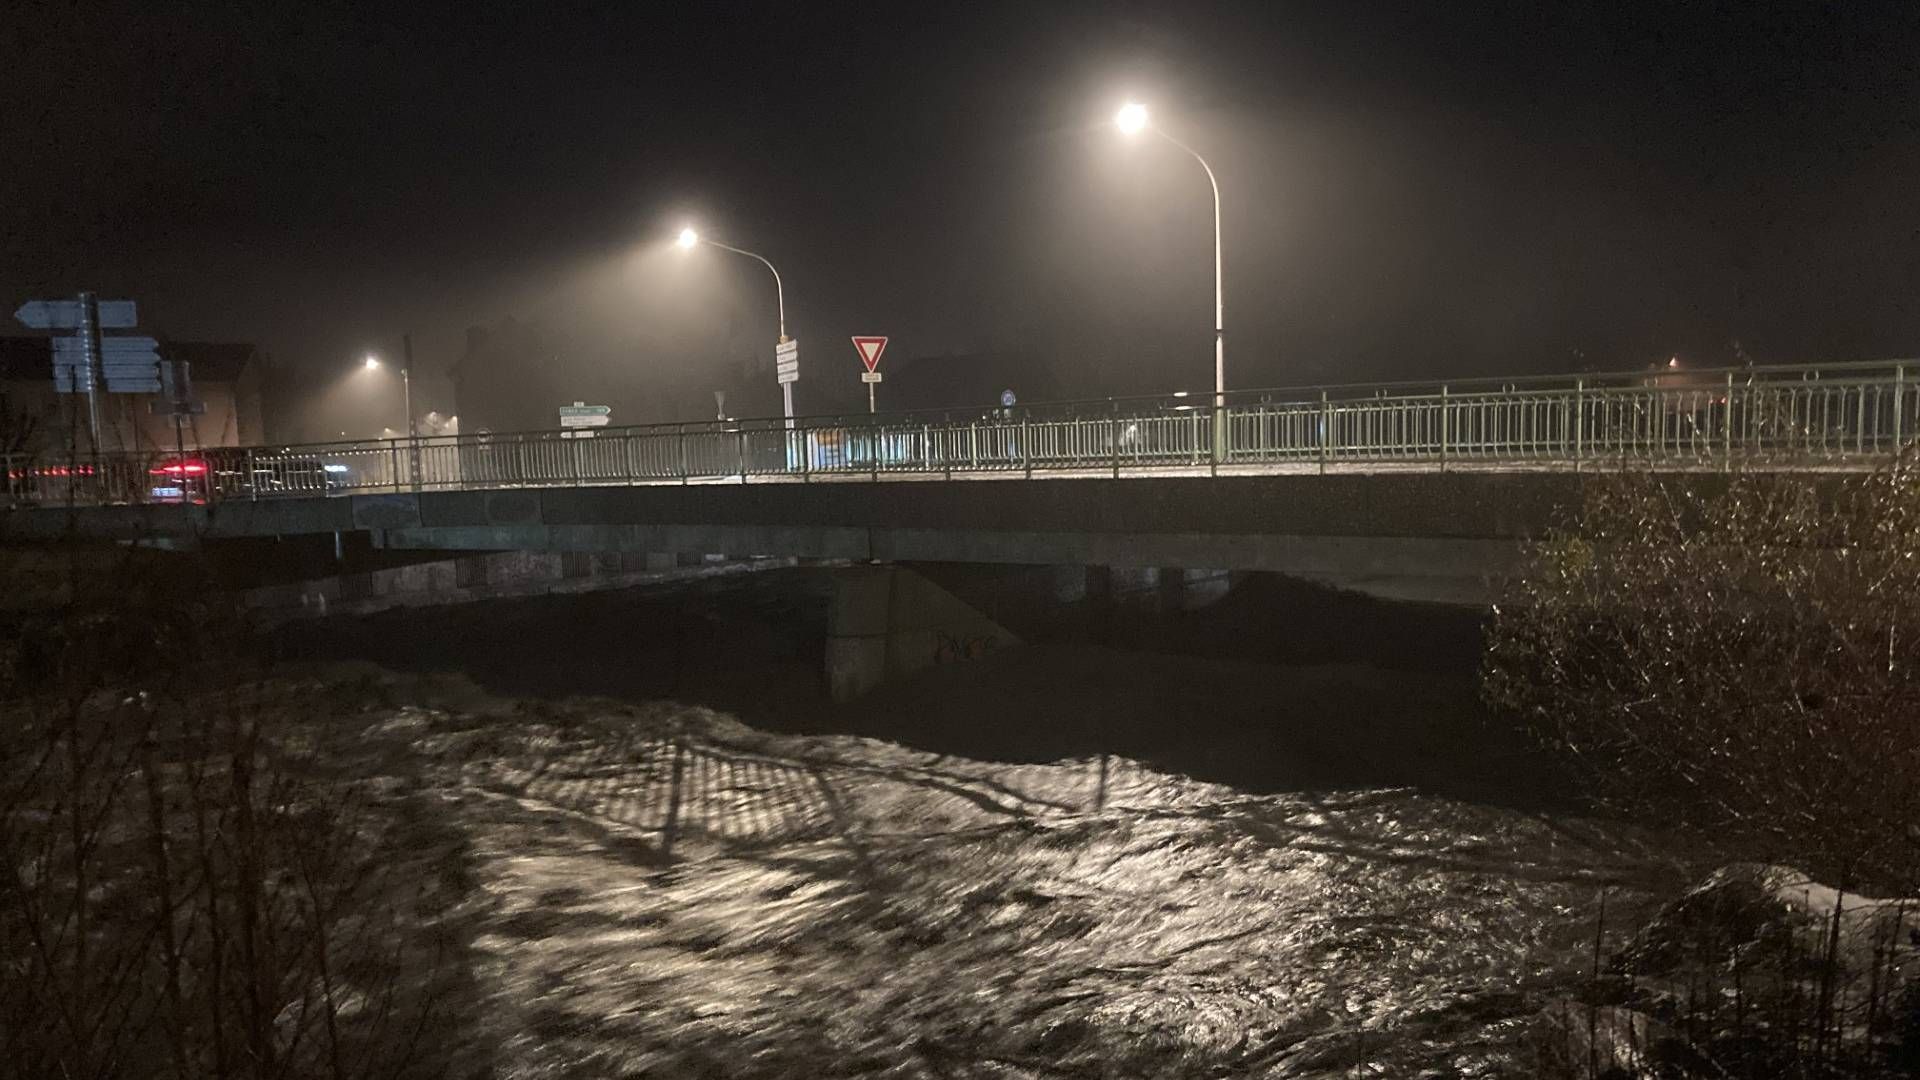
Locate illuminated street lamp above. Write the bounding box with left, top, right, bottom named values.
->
left=675, top=225, right=793, bottom=423
left=1115, top=102, right=1226, bottom=440
left=362, top=352, right=413, bottom=439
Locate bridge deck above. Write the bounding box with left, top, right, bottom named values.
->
left=6, top=359, right=1909, bottom=510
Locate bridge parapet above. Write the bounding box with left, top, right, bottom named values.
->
left=4, top=361, right=1913, bottom=508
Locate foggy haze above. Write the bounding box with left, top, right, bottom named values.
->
left=5, top=1, right=1917, bottom=439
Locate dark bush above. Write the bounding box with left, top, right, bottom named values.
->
left=1485, top=460, right=1920, bottom=893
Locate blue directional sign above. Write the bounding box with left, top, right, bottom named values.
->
left=15, top=299, right=137, bottom=329
left=51, top=336, right=159, bottom=365
left=51, top=335, right=163, bottom=393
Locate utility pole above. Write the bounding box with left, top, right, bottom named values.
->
left=402, top=332, right=420, bottom=489
left=401, top=333, right=417, bottom=436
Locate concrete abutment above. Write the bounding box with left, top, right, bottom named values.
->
left=825, top=565, right=1022, bottom=702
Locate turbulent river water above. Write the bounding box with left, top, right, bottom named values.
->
left=271, top=568, right=1702, bottom=1077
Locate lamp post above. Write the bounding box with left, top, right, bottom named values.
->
left=676, top=227, right=794, bottom=425
left=1116, top=102, right=1226, bottom=457
left=364, top=353, right=413, bottom=438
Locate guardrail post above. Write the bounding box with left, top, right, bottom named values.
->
left=1021, top=413, right=1031, bottom=478
left=678, top=425, right=689, bottom=485
left=1318, top=390, right=1330, bottom=475
left=1573, top=379, right=1584, bottom=470
left=1723, top=371, right=1734, bottom=469
left=390, top=438, right=401, bottom=493
left=1439, top=386, right=1449, bottom=472
left=1110, top=411, right=1120, bottom=479
left=245, top=447, right=257, bottom=500
left=1857, top=380, right=1868, bottom=457
left=1896, top=364, right=1906, bottom=451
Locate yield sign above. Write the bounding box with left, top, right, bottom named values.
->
left=851, top=335, right=888, bottom=372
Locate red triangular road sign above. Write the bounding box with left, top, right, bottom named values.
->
left=852, top=336, right=888, bottom=372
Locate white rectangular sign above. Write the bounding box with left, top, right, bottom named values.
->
left=775, top=339, right=799, bottom=384
left=860, top=371, right=883, bottom=384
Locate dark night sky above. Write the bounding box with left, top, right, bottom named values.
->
left=5, top=1, right=1919, bottom=435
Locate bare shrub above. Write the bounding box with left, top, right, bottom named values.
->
left=1490, top=461, right=1920, bottom=1076
left=1485, top=459, right=1920, bottom=893
left=0, top=549, right=455, bottom=1078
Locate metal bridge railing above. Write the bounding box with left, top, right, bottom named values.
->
left=6, top=361, right=1916, bottom=508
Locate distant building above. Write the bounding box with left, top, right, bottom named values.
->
left=0, top=337, right=266, bottom=454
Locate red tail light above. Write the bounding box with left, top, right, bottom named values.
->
left=149, top=460, right=209, bottom=476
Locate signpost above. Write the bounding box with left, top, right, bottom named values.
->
left=151, top=360, right=202, bottom=414
left=148, top=360, right=201, bottom=484
left=774, top=338, right=799, bottom=469
left=852, top=336, right=888, bottom=414
left=559, top=401, right=611, bottom=436
left=14, top=294, right=144, bottom=452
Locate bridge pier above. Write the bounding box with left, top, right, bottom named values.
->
left=455, top=554, right=489, bottom=588
left=1157, top=566, right=1186, bottom=612
left=1084, top=565, right=1114, bottom=642
left=1085, top=564, right=1114, bottom=608
left=826, top=565, right=1020, bottom=702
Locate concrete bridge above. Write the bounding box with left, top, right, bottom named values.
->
left=2, top=470, right=1577, bottom=604
left=7, top=360, right=1898, bottom=697
left=4, top=360, right=1906, bottom=601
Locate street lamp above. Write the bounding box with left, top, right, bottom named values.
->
left=362, top=352, right=413, bottom=439
left=675, top=225, right=793, bottom=424
left=1115, top=102, right=1226, bottom=439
